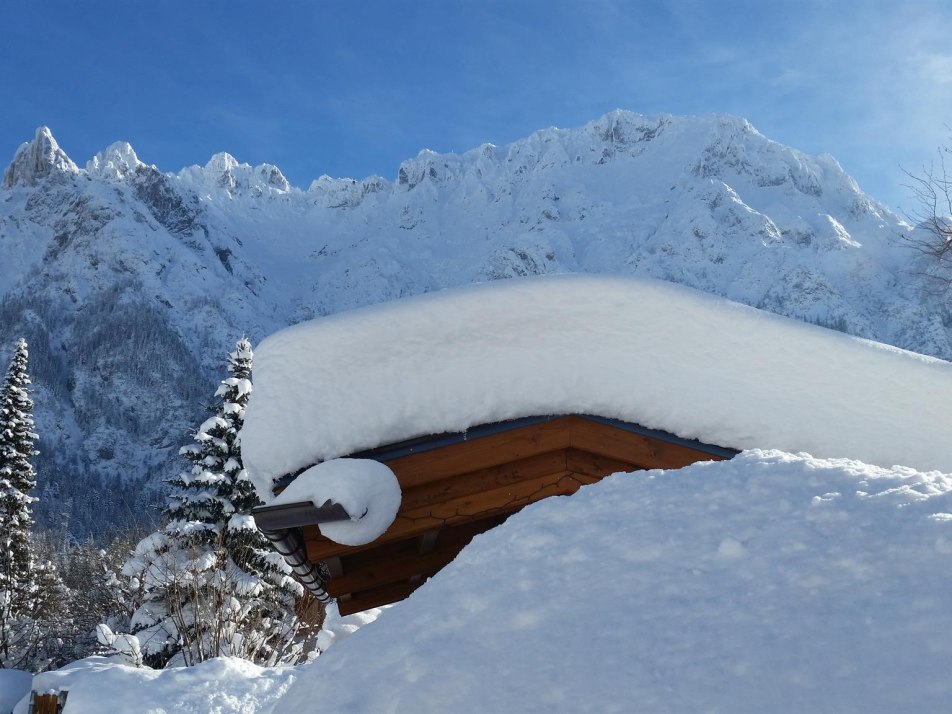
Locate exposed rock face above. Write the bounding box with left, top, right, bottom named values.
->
left=0, top=111, right=942, bottom=537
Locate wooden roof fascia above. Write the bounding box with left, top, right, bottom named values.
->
left=271, top=414, right=738, bottom=491
left=254, top=415, right=740, bottom=613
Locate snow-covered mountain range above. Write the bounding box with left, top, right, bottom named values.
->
left=0, top=110, right=944, bottom=537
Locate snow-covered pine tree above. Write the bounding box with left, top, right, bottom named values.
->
left=0, top=339, right=65, bottom=670
left=116, top=338, right=305, bottom=668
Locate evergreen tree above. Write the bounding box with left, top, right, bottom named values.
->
left=115, top=338, right=305, bottom=668
left=0, top=339, right=65, bottom=669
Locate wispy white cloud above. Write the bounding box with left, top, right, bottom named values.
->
left=914, top=52, right=952, bottom=85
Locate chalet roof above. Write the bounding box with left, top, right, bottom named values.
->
left=254, top=414, right=737, bottom=613
left=242, top=275, right=952, bottom=501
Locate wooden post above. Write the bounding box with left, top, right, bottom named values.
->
left=28, top=690, right=68, bottom=714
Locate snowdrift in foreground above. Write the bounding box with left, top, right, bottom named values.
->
left=13, top=606, right=386, bottom=714
left=243, top=275, right=952, bottom=498
left=278, top=451, right=952, bottom=713
left=0, top=670, right=31, bottom=713
left=15, top=452, right=952, bottom=712
left=12, top=657, right=297, bottom=714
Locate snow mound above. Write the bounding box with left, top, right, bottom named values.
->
left=276, top=451, right=952, bottom=712
left=315, top=602, right=390, bottom=651
left=271, top=459, right=401, bottom=546
left=12, top=657, right=298, bottom=714
left=242, top=274, right=952, bottom=499
left=0, top=670, right=31, bottom=713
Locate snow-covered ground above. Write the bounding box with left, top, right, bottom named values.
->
left=15, top=451, right=952, bottom=712
left=243, top=274, right=952, bottom=499
left=9, top=606, right=383, bottom=713
left=0, top=670, right=31, bottom=714
left=12, top=657, right=295, bottom=714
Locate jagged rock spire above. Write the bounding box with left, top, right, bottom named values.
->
left=86, top=141, right=146, bottom=181
left=2, top=127, right=79, bottom=188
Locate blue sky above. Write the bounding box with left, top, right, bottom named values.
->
left=2, top=1, right=950, bottom=213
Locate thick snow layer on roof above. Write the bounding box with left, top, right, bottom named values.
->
left=277, top=451, right=952, bottom=712
left=242, top=275, right=952, bottom=498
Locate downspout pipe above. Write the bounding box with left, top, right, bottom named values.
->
left=253, top=499, right=354, bottom=604
left=257, top=525, right=332, bottom=603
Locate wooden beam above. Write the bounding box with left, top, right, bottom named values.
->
left=305, top=471, right=588, bottom=562
left=323, top=556, right=344, bottom=578
left=417, top=530, right=439, bottom=554
left=431, top=513, right=509, bottom=549
left=565, top=447, right=640, bottom=478
left=327, top=547, right=457, bottom=595
left=328, top=514, right=510, bottom=596
left=397, top=450, right=567, bottom=512
left=567, top=417, right=726, bottom=469
left=384, top=419, right=573, bottom=488
left=337, top=581, right=422, bottom=616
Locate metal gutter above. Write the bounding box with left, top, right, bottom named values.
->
left=254, top=499, right=353, bottom=531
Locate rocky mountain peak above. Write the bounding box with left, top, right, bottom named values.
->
left=188, top=152, right=292, bottom=195
left=2, top=126, right=79, bottom=188
left=86, top=141, right=146, bottom=181
left=256, top=163, right=290, bottom=192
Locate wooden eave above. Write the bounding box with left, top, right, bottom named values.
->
left=254, top=414, right=737, bottom=615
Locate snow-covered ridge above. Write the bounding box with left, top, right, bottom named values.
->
left=0, top=110, right=890, bottom=213
left=242, top=275, right=952, bottom=499
left=177, top=152, right=292, bottom=195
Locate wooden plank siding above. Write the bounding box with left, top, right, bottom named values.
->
left=288, top=415, right=733, bottom=615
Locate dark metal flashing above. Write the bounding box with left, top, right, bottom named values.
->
left=273, top=414, right=738, bottom=490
